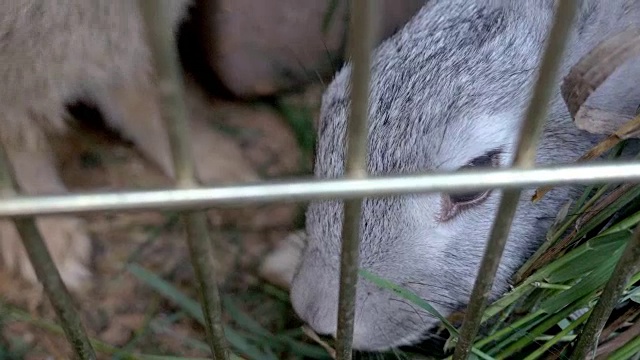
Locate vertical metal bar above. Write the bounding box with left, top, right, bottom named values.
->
left=0, top=143, right=96, bottom=359
left=570, top=226, right=640, bottom=359
left=452, top=2, right=579, bottom=358
left=334, top=1, right=379, bottom=359
left=137, top=2, right=228, bottom=359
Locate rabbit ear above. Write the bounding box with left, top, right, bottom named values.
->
left=560, top=24, right=640, bottom=133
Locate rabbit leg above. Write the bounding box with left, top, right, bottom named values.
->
left=0, top=113, right=92, bottom=292
left=93, top=83, right=258, bottom=185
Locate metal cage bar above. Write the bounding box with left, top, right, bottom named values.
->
left=138, top=2, right=228, bottom=359
left=452, top=1, right=579, bottom=358
left=0, top=143, right=97, bottom=359
left=2, top=161, right=640, bottom=217
left=334, top=0, right=379, bottom=358
left=570, top=220, right=640, bottom=358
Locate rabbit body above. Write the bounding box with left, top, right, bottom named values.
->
left=0, top=0, right=193, bottom=290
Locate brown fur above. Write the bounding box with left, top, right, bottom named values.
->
left=0, top=0, right=254, bottom=291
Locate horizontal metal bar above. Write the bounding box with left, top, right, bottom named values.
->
left=0, top=161, right=639, bottom=217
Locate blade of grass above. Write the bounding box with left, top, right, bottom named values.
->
left=522, top=308, right=592, bottom=360
left=600, top=208, right=640, bottom=236
left=540, top=243, right=624, bottom=313
left=493, top=295, right=592, bottom=358
left=358, top=269, right=458, bottom=336
left=321, top=0, right=341, bottom=34
left=113, top=296, right=162, bottom=359
left=222, top=296, right=331, bottom=359
left=517, top=142, right=628, bottom=282
left=571, top=223, right=640, bottom=359
left=546, top=239, right=626, bottom=283
left=484, top=314, right=552, bottom=355
left=574, top=185, right=640, bottom=240
left=126, top=263, right=271, bottom=360
left=361, top=270, right=498, bottom=359
left=484, top=230, right=627, bottom=323
left=128, top=263, right=331, bottom=360
left=607, top=333, right=640, bottom=360
left=0, top=301, right=213, bottom=360
left=222, top=296, right=271, bottom=338
left=474, top=309, right=545, bottom=349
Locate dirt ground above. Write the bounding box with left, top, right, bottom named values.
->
left=0, top=75, right=325, bottom=359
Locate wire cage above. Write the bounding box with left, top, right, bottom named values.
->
left=1, top=1, right=639, bottom=359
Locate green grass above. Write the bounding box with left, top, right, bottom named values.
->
left=0, top=332, right=29, bottom=360
left=126, top=263, right=332, bottom=360
left=1, top=301, right=214, bottom=360
left=0, top=261, right=332, bottom=360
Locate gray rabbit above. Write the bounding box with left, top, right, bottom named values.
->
left=289, top=0, right=640, bottom=351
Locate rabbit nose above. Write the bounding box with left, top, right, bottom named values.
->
left=292, top=262, right=411, bottom=351
left=296, top=296, right=337, bottom=336
left=290, top=261, right=340, bottom=336
left=292, top=277, right=398, bottom=351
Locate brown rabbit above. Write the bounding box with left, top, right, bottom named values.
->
left=0, top=0, right=256, bottom=292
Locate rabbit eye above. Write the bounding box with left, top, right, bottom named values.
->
left=439, top=149, right=502, bottom=221
left=449, top=190, right=487, bottom=205
left=465, top=148, right=501, bottom=169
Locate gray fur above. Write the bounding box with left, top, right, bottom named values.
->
left=290, top=0, right=640, bottom=351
